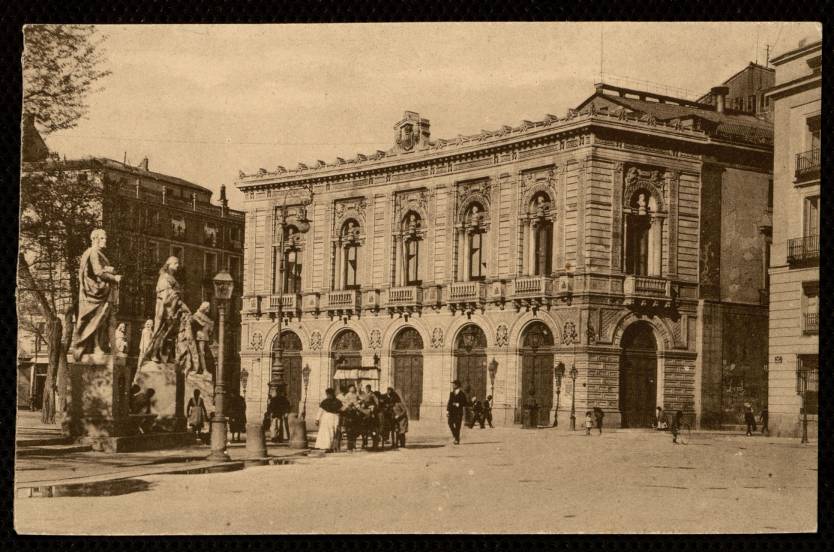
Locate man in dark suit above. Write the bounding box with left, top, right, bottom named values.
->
left=446, top=380, right=467, bottom=445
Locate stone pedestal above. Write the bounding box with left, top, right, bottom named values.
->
left=65, top=353, right=133, bottom=440
left=133, top=361, right=187, bottom=432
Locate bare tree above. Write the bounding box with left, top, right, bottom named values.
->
left=22, top=24, right=111, bottom=134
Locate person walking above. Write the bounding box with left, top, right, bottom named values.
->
left=314, top=388, right=343, bottom=452
left=759, top=407, right=769, bottom=436
left=584, top=411, right=593, bottom=436
left=670, top=409, right=683, bottom=444
left=469, top=397, right=485, bottom=429
left=446, top=380, right=467, bottom=445
left=744, top=402, right=757, bottom=436
left=391, top=396, right=409, bottom=448
left=593, top=407, right=605, bottom=435
left=267, top=387, right=291, bottom=443
left=484, top=395, right=494, bottom=428
left=186, top=389, right=208, bottom=437
left=228, top=393, right=246, bottom=443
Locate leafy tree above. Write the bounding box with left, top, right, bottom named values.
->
left=23, top=25, right=111, bottom=134
left=18, top=165, right=104, bottom=423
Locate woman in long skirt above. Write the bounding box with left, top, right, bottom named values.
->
left=315, top=388, right=343, bottom=452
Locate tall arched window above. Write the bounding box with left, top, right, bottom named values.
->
left=400, top=212, right=423, bottom=286
left=273, top=225, right=303, bottom=294
left=341, top=219, right=361, bottom=289
left=624, top=191, right=662, bottom=276
left=529, top=193, right=553, bottom=276
left=466, top=204, right=486, bottom=281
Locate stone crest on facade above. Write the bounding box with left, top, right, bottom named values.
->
left=562, top=321, right=578, bottom=345
left=369, top=329, right=382, bottom=350
left=431, top=327, right=444, bottom=349
left=250, top=331, right=263, bottom=351
left=496, top=324, right=509, bottom=348
left=310, top=330, right=322, bottom=351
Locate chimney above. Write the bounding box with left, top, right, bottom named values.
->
left=711, top=86, right=730, bottom=114
left=219, top=184, right=228, bottom=217
left=138, top=157, right=149, bottom=171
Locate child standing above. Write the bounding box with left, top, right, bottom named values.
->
left=584, top=411, right=593, bottom=435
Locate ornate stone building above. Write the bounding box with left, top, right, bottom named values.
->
left=237, top=84, right=772, bottom=429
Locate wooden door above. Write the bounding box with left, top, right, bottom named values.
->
left=619, top=323, right=658, bottom=428
left=392, top=328, right=424, bottom=420
left=521, top=353, right=553, bottom=426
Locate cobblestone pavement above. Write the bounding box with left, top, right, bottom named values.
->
left=14, top=422, right=817, bottom=534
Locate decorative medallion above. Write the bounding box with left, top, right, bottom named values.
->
left=310, top=330, right=322, bottom=351
left=431, top=327, right=444, bottom=349
left=369, top=329, right=382, bottom=350
left=562, top=321, right=578, bottom=345
left=250, top=332, right=263, bottom=351
left=496, top=324, right=509, bottom=348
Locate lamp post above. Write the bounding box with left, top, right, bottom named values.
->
left=301, top=363, right=311, bottom=420
left=800, top=370, right=809, bottom=444
left=488, top=358, right=498, bottom=400
left=208, top=270, right=234, bottom=462
left=569, top=364, right=578, bottom=431
left=270, top=186, right=312, bottom=395
left=553, top=362, right=565, bottom=427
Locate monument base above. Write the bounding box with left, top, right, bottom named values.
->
left=81, top=431, right=198, bottom=453
left=133, top=360, right=187, bottom=433
left=64, top=353, right=133, bottom=440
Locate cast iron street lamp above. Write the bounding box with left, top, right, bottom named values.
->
left=569, top=364, right=578, bottom=431
left=488, top=358, right=498, bottom=399
left=270, top=185, right=313, bottom=394
left=208, top=270, right=234, bottom=462
left=301, top=363, right=311, bottom=420
left=553, top=362, right=565, bottom=427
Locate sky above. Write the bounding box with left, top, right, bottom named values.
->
left=37, top=22, right=821, bottom=210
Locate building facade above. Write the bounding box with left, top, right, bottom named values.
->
left=697, top=62, right=775, bottom=120
left=764, top=39, right=821, bottom=437
left=20, top=127, right=246, bottom=404
left=237, top=83, right=772, bottom=429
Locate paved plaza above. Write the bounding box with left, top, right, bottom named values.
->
left=15, top=421, right=817, bottom=534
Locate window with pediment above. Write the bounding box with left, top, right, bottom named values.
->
left=465, top=203, right=487, bottom=281
left=399, top=211, right=423, bottom=286
left=341, top=219, right=362, bottom=289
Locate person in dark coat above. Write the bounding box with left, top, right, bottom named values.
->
left=228, top=393, right=246, bottom=442
left=268, top=387, right=291, bottom=443
left=593, top=407, right=605, bottom=435
left=670, top=410, right=683, bottom=444
left=744, top=402, right=757, bottom=436
left=446, top=380, right=467, bottom=445
left=484, top=395, right=494, bottom=428
left=759, top=408, right=769, bottom=436
left=469, top=397, right=485, bottom=429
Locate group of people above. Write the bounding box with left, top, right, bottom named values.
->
left=314, top=384, right=409, bottom=453
left=185, top=389, right=247, bottom=443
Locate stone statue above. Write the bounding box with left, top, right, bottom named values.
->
left=141, top=256, right=191, bottom=364
left=71, top=229, right=122, bottom=360
left=138, top=320, right=153, bottom=360
left=115, top=323, right=128, bottom=354
left=637, top=193, right=648, bottom=215
left=190, top=301, right=215, bottom=377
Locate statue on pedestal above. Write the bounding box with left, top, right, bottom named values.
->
left=192, top=301, right=215, bottom=377
left=71, top=229, right=122, bottom=361
left=141, top=256, right=191, bottom=365
left=115, top=323, right=128, bottom=354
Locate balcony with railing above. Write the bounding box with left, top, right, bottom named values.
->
left=795, top=149, right=820, bottom=181
left=511, top=276, right=552, bottom=311
left=385, top=286, right=423, bottom=315
left=803, top=312, right=819, bottom=335
left=787, top=235, right=819, bottom=266
left=623, top=275, right=673, bottom=308
left=447, top=281, right=486, bottom=313
left=325, top=289, right=361, bottom=318
left=268, top=293, right=302, bottom=318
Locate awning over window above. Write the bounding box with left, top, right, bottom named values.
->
left=333, top=368, right=379, bottom=380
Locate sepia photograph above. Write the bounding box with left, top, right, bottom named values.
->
left=15, top=21, right=821, bottom=534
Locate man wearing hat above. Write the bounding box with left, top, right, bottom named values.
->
left=446, top=379, right=468, bottom=445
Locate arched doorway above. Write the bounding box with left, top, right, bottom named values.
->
left=519, top=322, right=554, bottom=426
left=454, top=325, right=487, bottom=403
left=272, top=331, right=302, bottom=413
left=331, top=330, right=362, bottom=391
left=392, top=327, right=424, bottom=420
left=619, top=323, right=658, bottom=428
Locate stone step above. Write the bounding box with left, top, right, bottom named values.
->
left=15, top=436, right=73, bottom=447
left=16, top=443, right=93, bottom=457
